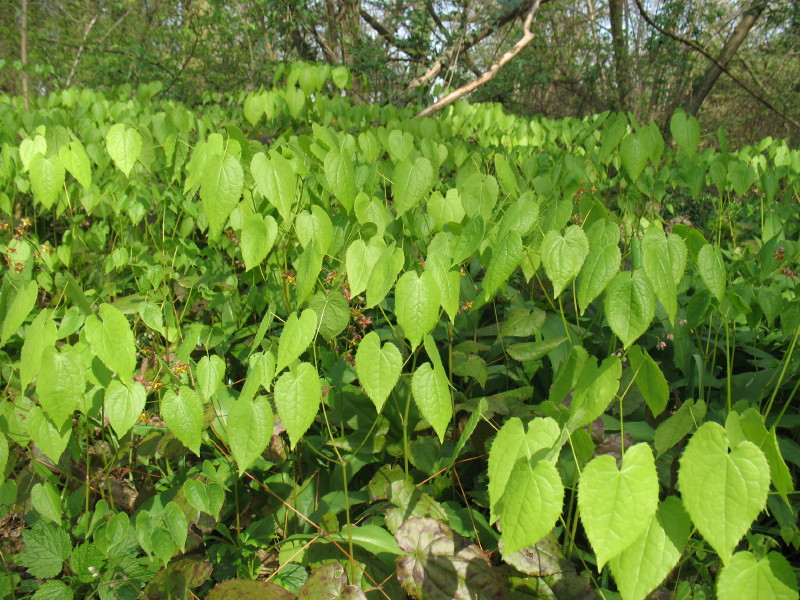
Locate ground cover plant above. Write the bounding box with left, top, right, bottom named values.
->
left=0, top=63, right=798, bottom=599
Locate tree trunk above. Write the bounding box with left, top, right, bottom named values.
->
left=608, top=0, right=629, bottom=111
left=20, top=0, right=29, bottom=109
left=686, top=0, right=767, bottom=115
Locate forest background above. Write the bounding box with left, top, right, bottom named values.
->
left=1, top=0, right=799, bottom=146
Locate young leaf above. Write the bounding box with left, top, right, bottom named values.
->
left=604, top=270, right=655, bottom=348
left=106, top=123, right=142, bottom=177
left=355, top=331, right=403, bottom=413
left=609, top=497, right=691, bottom=600
left=541, top=225, right=589, bottom=298
left=201, top=151, right=243, bottom=241
left=427, top=189, right=465, bottom=230
left=37, top=346, right=85, bottom=429
left=395, top=270, right=441, bottom=350
left=578, top=443, right=659, bottom=569
left=84, top=303, right=136, bottom=379
left=482, top=230, right=523, bottom=300
left=276, top=309, right=317, bottom=374
left=393, top=157, right=433, bottom=217
left=161, top=387, right=205, bottom=456
left=411, top=362, right=451, bottom=443
left=274, top=362, right=321, bottom=449
left=195, top=355, right=225, bottom=400
left=641, top=228, right=677, bottom=324
left=324, top=147, right=357, bottom=213
left=678, top=421, right=769, bottom=564
left=26, top=407, right=71, bottom=463
left=717, top=552, right=798, bottom=600
left=1, top=280, right=38, bottom=348
left=697, top=243, right=726, bottom=303
left=228, top=395, right=274, bottom=476
left=59, top=140, right=92, bottom=190
left=346, top=237, right=386, bottom=298
left=241, top=213, right=277, bottom=271
left=105, top=379, right=146, bottom=437
left=499, top=458, right=564, bottom=555
left=628, top=345, right=669, bottom=417
left=251, top=151, right=297, bottom=222
left=29, top=154, right=65, bottom=209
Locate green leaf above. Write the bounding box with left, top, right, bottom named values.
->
left=331, top=66, right=350, bottom=89
left=241, top=213, right=277, bottom=271
left=195, top=355, right=225, bottom=400
left=620, top=131, right=649, bottom=181
left=58, top=140, right=92, bottom=191
left=577, top=242, right=621, bottom=314
left=717, top=552, right=799, bottom=600
left=161, top=386, right=205, bottom=456
left=667, top=234, right=688, bottom=285
left=295, top=205, right=333, bottom=254
left=251, top=151, right=297, bottom=222
left=31, top=579, right=74, bottom=600
left=604, top=270, right=655, bottom=348
left=678, top=421, right=769, bottom=564
left=506, top=337, right=567, bottom=362
left=654, top=399, right=706, bottom=457
left=19, top=135, right=47, bottom=172
left=17, top=521, right=72, bottom=579
left=393, top=157, right=433, bottom=217
left=411, top=362, right=451, bottom=443
left=37, top=346, right=85, bottom=429
left=670, top=110, right=700, bottom=155
left=609, top=497, right=690, bottom=600
left=499, top=457, right=564, bottom=555
left=31, top=482, right=62, bottom=524
left=628, top=345, right=669, bottom=417
left=0, top=434, right=7, bottom=486
left=295, top=240, right=324, bottom=306
left=276, top=309, right=318, bottom=374
left=697, top=243, right=726, bottom=303
left=427, top=255, right=460, bottom=323
left=307, top=289, right=350, bottom=341
left=427, top=189, right=465, bottom=230
left=106, top=123, right=142, bottom=177
left=482, top=230, right=523, bottom=300
left=1, top=280, right=38, bottom=348
left=641, top=228, right=677, bottom=324
left=541, top=225, right=589, bottom=298
left=355, top=331, right=403, bottom=413
left=274, top=362, right=320, bottom=449
left=29, top=153, right=65, bottom=210
left=365, top=246, right=404, bottom=308
left=20, top=311, right=57, bottom=391
left=26, top=407, right=71, bottom=463
left=240, top=351, right=277, bottom=400
left=201, top=151, right=243, bottom=241
left=451, top=216, right=484, bottom=266
left=578, top=443, right=659, bottom=569
left=395, top=270, right=441, bottom=350
left=84, top=303, right=136, bottom=379
left=105, top=379, right=146, bottom=437
left=325, top=148, right=357, bottom=212
left=460, top=173, right=499, bottom=221
left=163, top=502, right=188, bottom=552
left=738, top=408, right=793, bottom=506
left=228, top=395, right=274, bottom=476
left=568, top=355, right=621, bottom=430
left=346, top=237, right=385, bottom=298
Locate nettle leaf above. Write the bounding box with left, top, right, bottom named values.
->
left=488, top=417, right=561, bottom=522
left=578, top=443, right=659, bottom=569
left=106, top=123, right=142, bottom=177
left=325, top=147, right=357, bottom=213
left=411, top=362, right=451, bottom=443
left=308, top=289, right=350, bottom=341
left=37, top=346, right=85, bottom=429
left=29, top=153, right=65, bottom=209
left=1, top=279, right=38, bottom=348
left=395, top=518, right=504, bottom=600
left=201, top=150, right=243, bottom=241
left=604, top=270, right=655, bottom=348
left=628, top=345, right=668, bottom=417
left=161, top=386, right=205, bottom=456
left=276, top=309, right=317, bottom=374
left=678, top=421, right=769, bottom=564
left=228, top=395, right=274, bottom=476
left=577, top=242, right=621, bottom=314
left=395, top=270, right=441, bottom=350
left=355, top=331, right=403, bottom=413
left=105, top=379, right=146, bottom=437
left=26, top=407, right=71, bottom=463
left=717, top=552, right=798, bottom=600
left=541, top=225, right=589, bottom=298
left=195, top=355, right=225, bottom=400
left=393, top=157, right=433, bottom=217
left=274, top=362, right=321, bottom=449
left=482, top=230, right=523, bottom=300
left=567, top=355, right=621, bottom=430
left=17, top=521, right=72, bottom=579
left=697, top=243, right=726, bottom=303
left=498, top=458, right=564, bottom=555
left=241, top=213, right=277, bottom=271
left=20, top=311, right=57, bottom=391
left=251, top=151, right=297, bottom=222
left=58, top=140, right=92, bottom=190
left=641, top=228, right=677, bottom=324
left=84, top=303, right=136, bottom=379
left=346, top=237, right=385, bottom=298
left=609, top=497, right=690, bottom=600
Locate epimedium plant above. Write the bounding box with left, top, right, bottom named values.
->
left=0, top=62, right=798, bottom=599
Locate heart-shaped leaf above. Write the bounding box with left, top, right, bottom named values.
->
left=411, top=362, right=451, bottom=443
left=274, top=362, right=320, bottom=449
left=678, top=421, right=769, bottom=564
left=105, top=379, right=146, bottom=437
left=604, top=270, right=655, bottom=348
left=697, top=243, right=726, bottom=303
left=393, top=157, right=433, bottom=216
left=346, top=238, right=385, bottom=298
left=84, top=303, right=136, bottom=380
left=355, top=331, right=402, bottom=413
left=29, top=154, right=65, bottom=209
left=541, top=225, right=590, bottom=298
left=227, top=395, right=274, bottom=476
left=241, top=213, right=277, bottom=271
left=161, top=386, right=204, bottom=456
left=276, top=309, right=317, bottom=374
left=717, top=551, right=798, bottom=600
left=37, top=346, right=85, bottom=429
left=26, top=407, right=71, bottom=463
left=578, top=443, right=659, bottom=569
left=395, top=270, right=440, bottom=350
left=106, top=123, right=142, bottom=177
